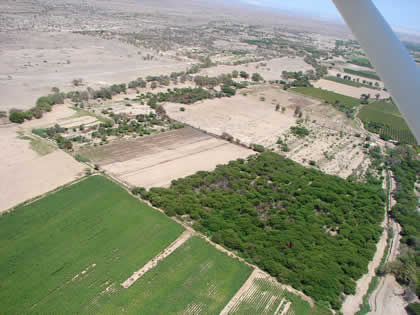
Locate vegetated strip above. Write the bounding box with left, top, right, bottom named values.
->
left=121, top=230, right=192, bottom=288
left=324, top=76, right=378, bottom=89
left=137, top=152, right=385, bottom=310
left=344, top=68, right=381, bottom=81
left=0, top=175, right=184, bottom=314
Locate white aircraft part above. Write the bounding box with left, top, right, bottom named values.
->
left=332, top=0, right=420, bottom=142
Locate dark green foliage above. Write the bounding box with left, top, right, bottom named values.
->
left=407, top=303, right=420, bottom=315
left=146, top=152, right=385, bottom=308
left=290, top=126, right=310, bottom=138
left=252, top=144, right=265, bottom=152
left=386, top=146, right=420, bottom=298
left=221, top=85, right=236, bottom=97
left=8, top=110, right=26, bottom=124
left=155, top=87, right=211, bottom=104
left=251, top=73, right=264, bottom=82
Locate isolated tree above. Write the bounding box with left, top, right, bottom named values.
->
left=336, top=73, right=341, bottom=78
left=232, top=70, right=239, bottom=78
left=252, top=73, right=264, bottom=82
left=239, top=71, right=249, bottom=79
left=72, top=78, right=83, bottom=87
left=281, top=106, right=286, bottom=113
left=275, top=104, right=280, bottom=111
left=375, top=93, right=380, bottom=100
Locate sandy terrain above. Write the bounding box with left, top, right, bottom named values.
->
left=368, top=275, right=408, bottom=315
left=314, top=79, right=390, bottom=99
left=0, top=31, right=190, bottom=111
left=121, top=230, right=192, bottom=288
left=341, top=223, right=388, bottom=315
left=367, top=172, right=408, bottom=315
left=165, top=87, right=310, bottom=147
left=201, top=57, right=313, bottom=81
left=0, top=125, right=85, bottom=212
left=79, top=127, right=254, bottom=188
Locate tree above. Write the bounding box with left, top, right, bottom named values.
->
left=336, top=73, right=341, bottom=78
left=151, top=82, right=158, bottom=89
left=232, top=70, right=239, bottom=78
left=252, top=73, right=264, bottom=82
left=239, top=71, right=249, bottom=79
left=375, top=93, right=380, bottom=100
left=275, top=104, right=280, bottom=111
left=9, top=109, right=25, bottom=123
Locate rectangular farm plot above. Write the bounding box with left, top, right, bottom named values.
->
left=0, top=175, right=184, bottom=314
left=164, top=90, right=308, bottom=147
left=221, top=270, right=313, bottom=315
left=79, top=127, right=254, bottom=188
left=90, top=236, right=252, bottom=314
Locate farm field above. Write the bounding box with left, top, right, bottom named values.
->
left=0, top=175, right=185, bottom=314
left=78, top=127, right=254, bottom=188
left=221, top=270, right=328, bottom=315
left=343, top=68, right=381, bottom=81
left=313, top=80, right=389, bottom=99
left=292, top=87, right=361, bottom=108
left=358, top=101, right=417, bottom=144
left=0, top=121, right=85, bottom=213
left=91, top=236, right=252, bottom=314
left=165, top=87, right=315, bottom=147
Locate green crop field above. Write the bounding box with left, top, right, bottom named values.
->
left=0, top=175, right=184, bottom=314
left=358, top=101, right=417, bottom=144
left=347, top=56, right=373, bottom=69
left=343, top=68, right=381, bottom=81
left=90, top=236, right=252, bottom=314
left=227, top=276, right=317, bottom=315
left=293, top=87, right=360, bottom=108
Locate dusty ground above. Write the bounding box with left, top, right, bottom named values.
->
left=201, top=57, right=313, bottom=81
left=79, top=126, right=254, bottom=188
left=314, top=79, right=390, bottom=99
left=0, top=31, right=190, bottom=111
left=165, top=87, right=308, bottom=147
left=0, top=124, right=85, bottom=213
left=281, top=103, right=371, bottom=178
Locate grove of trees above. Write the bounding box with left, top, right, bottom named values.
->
left=133, top=152, right=385, bottom=309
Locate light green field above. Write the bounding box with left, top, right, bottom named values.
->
left=0, top=175, right=184, bottom=314
left=227, top=276, right=331, bottom=315
left=92, top=236, right=252, bottom=314
left=358, top=101, right=416, bottom=144
left=292, top=87, right=360, bottom=108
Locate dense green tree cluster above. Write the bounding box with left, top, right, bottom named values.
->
left=135, top=152, right=385, bottom=308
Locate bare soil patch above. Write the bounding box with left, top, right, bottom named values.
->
left=0, top=125, right=85, bottom=212
left=79, top=127, right=254, bottom=188
left=165, top=87, right=310, bottom=147
left=314, top=79, right=390, bottom=99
